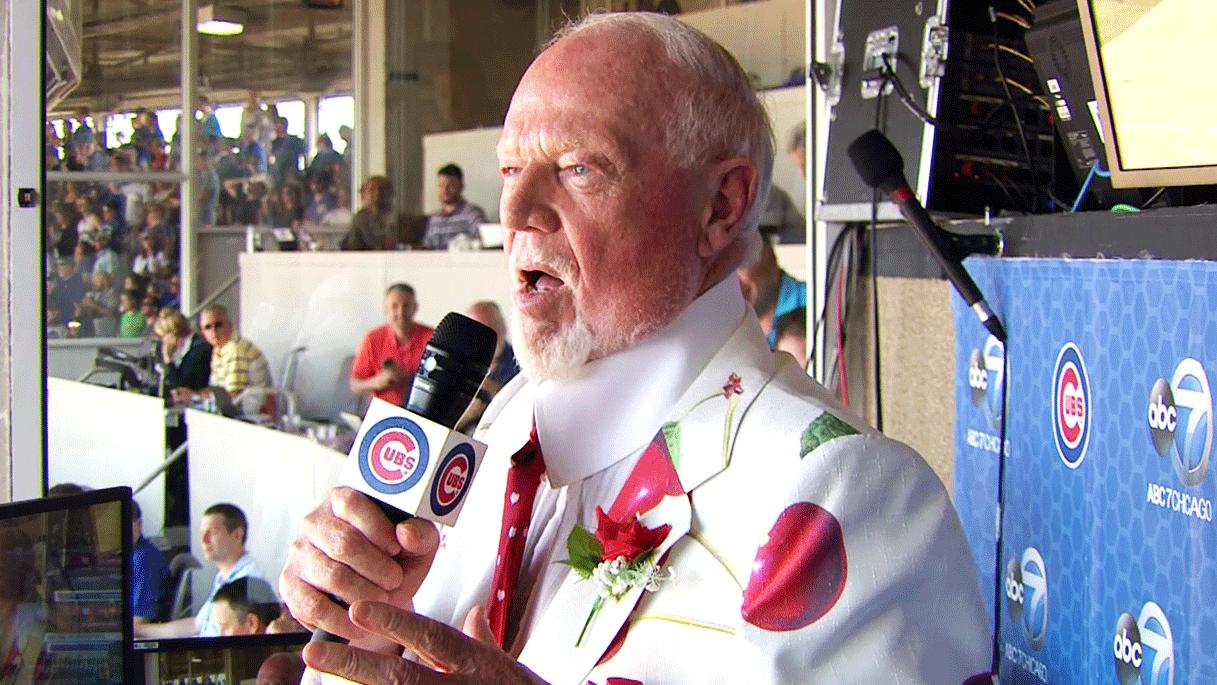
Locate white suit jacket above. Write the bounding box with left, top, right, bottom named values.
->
left=416, top=313, right=991, bottom=684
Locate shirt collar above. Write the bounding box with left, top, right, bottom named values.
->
left=534, top=275, right=746, bottom=486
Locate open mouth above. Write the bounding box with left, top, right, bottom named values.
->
left=520, top=267, right=566, bottom=293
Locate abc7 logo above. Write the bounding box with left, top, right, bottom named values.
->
left=1147, top=359, right=1213, bottom=487
left=968, top=336, right=1005, bottom=426
left=1004, top=547, right=1047, bottom=651
left=1113, top=602, right=1174, bottom=685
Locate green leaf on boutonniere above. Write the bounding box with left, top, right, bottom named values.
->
left=557, top=524, right=603, bottom=579
left=661, top=420, right=682, bottom=469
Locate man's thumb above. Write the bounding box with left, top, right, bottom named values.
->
left=462, top=605, right=495, bottom=644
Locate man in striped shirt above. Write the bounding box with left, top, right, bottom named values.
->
left=170, top=305, right=270, bottom=408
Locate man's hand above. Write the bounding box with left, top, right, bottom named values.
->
left=279, top=487, right=440, bottom=640
left=303, top=601, right=548, bottom=685
left=170, top=387, right=197, bottom=405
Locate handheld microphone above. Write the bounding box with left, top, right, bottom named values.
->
left=311, top=312, right=497, bottom=643
left=847, top=129, right=1007, bottom=342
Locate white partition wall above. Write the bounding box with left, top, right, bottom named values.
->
left=46, top=379, right=167, bottom=537
left=185, top=409, right=345, bottom=606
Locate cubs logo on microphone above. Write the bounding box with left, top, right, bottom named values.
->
left=1052, top=343, right=1091, bottom=469
left=430, top=443, right=476, bottom=516
left=357, top=416, right=431, bottom=495
left=1113, top=601, right=1173, bottom=685
left=1148, top=358, right=1212, bottom=488
left=1005, top=547, right=1048, bottom=651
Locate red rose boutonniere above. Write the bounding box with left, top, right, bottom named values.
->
left=560, top=507, right=674, bottom=646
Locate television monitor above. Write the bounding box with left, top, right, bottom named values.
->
left=0, top=486, right=135, bottom=685
left=1077, top=0, right=1217, bottom=188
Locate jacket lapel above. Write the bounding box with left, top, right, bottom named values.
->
left=518, top=313, right=775, bottom=683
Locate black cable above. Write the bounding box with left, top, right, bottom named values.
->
left=880, top=53, right=942, bottom=128
left=989, top=338, right=1011, bottom=676
left=981, top=167, right=1030, bottom=214
left=808, top=224, right=856, bottom=373
left=1140, top=187, right=1167, bottom=209
left=991, top=6, right=1040, bottom=213
left=870, top=77, right=887, bottom=432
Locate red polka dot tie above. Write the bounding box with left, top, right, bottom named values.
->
left=486, top=423, right=546, bottom=649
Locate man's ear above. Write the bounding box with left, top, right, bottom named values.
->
left=699, top=159, right=759, bottom=259
left=245, top=612, right=263, bottom=635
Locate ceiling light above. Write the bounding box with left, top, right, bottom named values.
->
left=197, top=5, right=245, bottom=37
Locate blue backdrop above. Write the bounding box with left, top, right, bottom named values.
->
left=953, top=258, right=1217, bottom=685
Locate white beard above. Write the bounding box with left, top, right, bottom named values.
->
left=511, top=310, right=595, bottom=382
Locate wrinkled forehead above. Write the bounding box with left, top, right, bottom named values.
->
left=499, top=32, right=677, bottom=160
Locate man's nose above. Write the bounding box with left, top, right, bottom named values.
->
left=500, top=166, right=560, bottom=235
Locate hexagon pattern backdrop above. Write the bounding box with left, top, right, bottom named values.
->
left=953, top=258, right=1217, bottom=685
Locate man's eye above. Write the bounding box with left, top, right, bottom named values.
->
left=500, top=167, right=521, bottom=178
left=563, top=164, right=591, bottom=178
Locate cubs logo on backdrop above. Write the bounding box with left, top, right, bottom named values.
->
left=1052, top=342, right=1091, bottom=469
left=358, top=416, right=431, bottom=495
left=968, top=334, right=1006, bottom=428
left=1148, top=358, right=1212, bottom=487
left=1113, top=601, right=1174, bottom=685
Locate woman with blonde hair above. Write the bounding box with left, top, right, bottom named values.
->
left=153, top=309, right=211, bottom=397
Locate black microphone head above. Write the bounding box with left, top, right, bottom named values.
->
left=406, top=312, right=498, bottom=427
left=847, top=129, right=907, bottom=193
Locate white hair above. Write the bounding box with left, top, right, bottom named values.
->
left=550, top=13, right=775, bottom=235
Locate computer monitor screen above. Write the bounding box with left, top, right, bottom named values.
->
left=1078, top=0, right=1217, bottom=187
left=0, top=486, right=134, bottom=685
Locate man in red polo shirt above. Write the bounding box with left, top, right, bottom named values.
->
left=349, top=283, right=434, bottom=406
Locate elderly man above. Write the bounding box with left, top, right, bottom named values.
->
left=281, top=14, right=989, bottom=685
left=349, top=283, right=434, bottom=407
left=171, top=305, right=270, bottom=408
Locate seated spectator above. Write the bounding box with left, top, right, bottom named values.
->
left=49, top=205, right=79, bottom=258
left=130, top=500, right=170, bottom=626
left=171, top=305, right=270, bottom=406
left=265, top=184, right=303, bottom=229
left=134, top=503, right=262, bottom=638
left=339, top=176, right=406, bottom=250
left=350, top=283, right=434, bottom=406
left=76, top=270, right=119, bottom=337
left=308, top=134, right=342, bottom=182
left=117, top=289, right=146, bottom=338
left=49, top=258, right=85, bottom=327
left=160, top=274, right=181, bottom=310
left=302, top=174, right=335, bottom=224
left=209, top=577, right=281, bottom=636
left=74, top=196, right=102, bottom=246
left=455, top=300, right=521, bottom=432
left=737, top=236, right=807, bottom=349
left=99, top=200, right=127, bottom=251
left=320, top=186, right=353, bottom=227
left=131, top=235, right=167, bottom=278
left=91, top=233, right=120, bottom=280
left=774, top=306, right=808, bottom=367
left=140, top=296, right=161, bottom=332
left=155, top=309, right=212, bottom=395
left=257, top=653, right=306, bottom=685
left=224, top=178, right=268, bottom=226
left=72, top=238, right=95, bottom=277
left=139, top=201, right=172, bottom=249
left=421, top=163, right=487, bottom=249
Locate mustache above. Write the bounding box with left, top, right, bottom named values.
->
left=510, top=248, right=577, bottom=283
